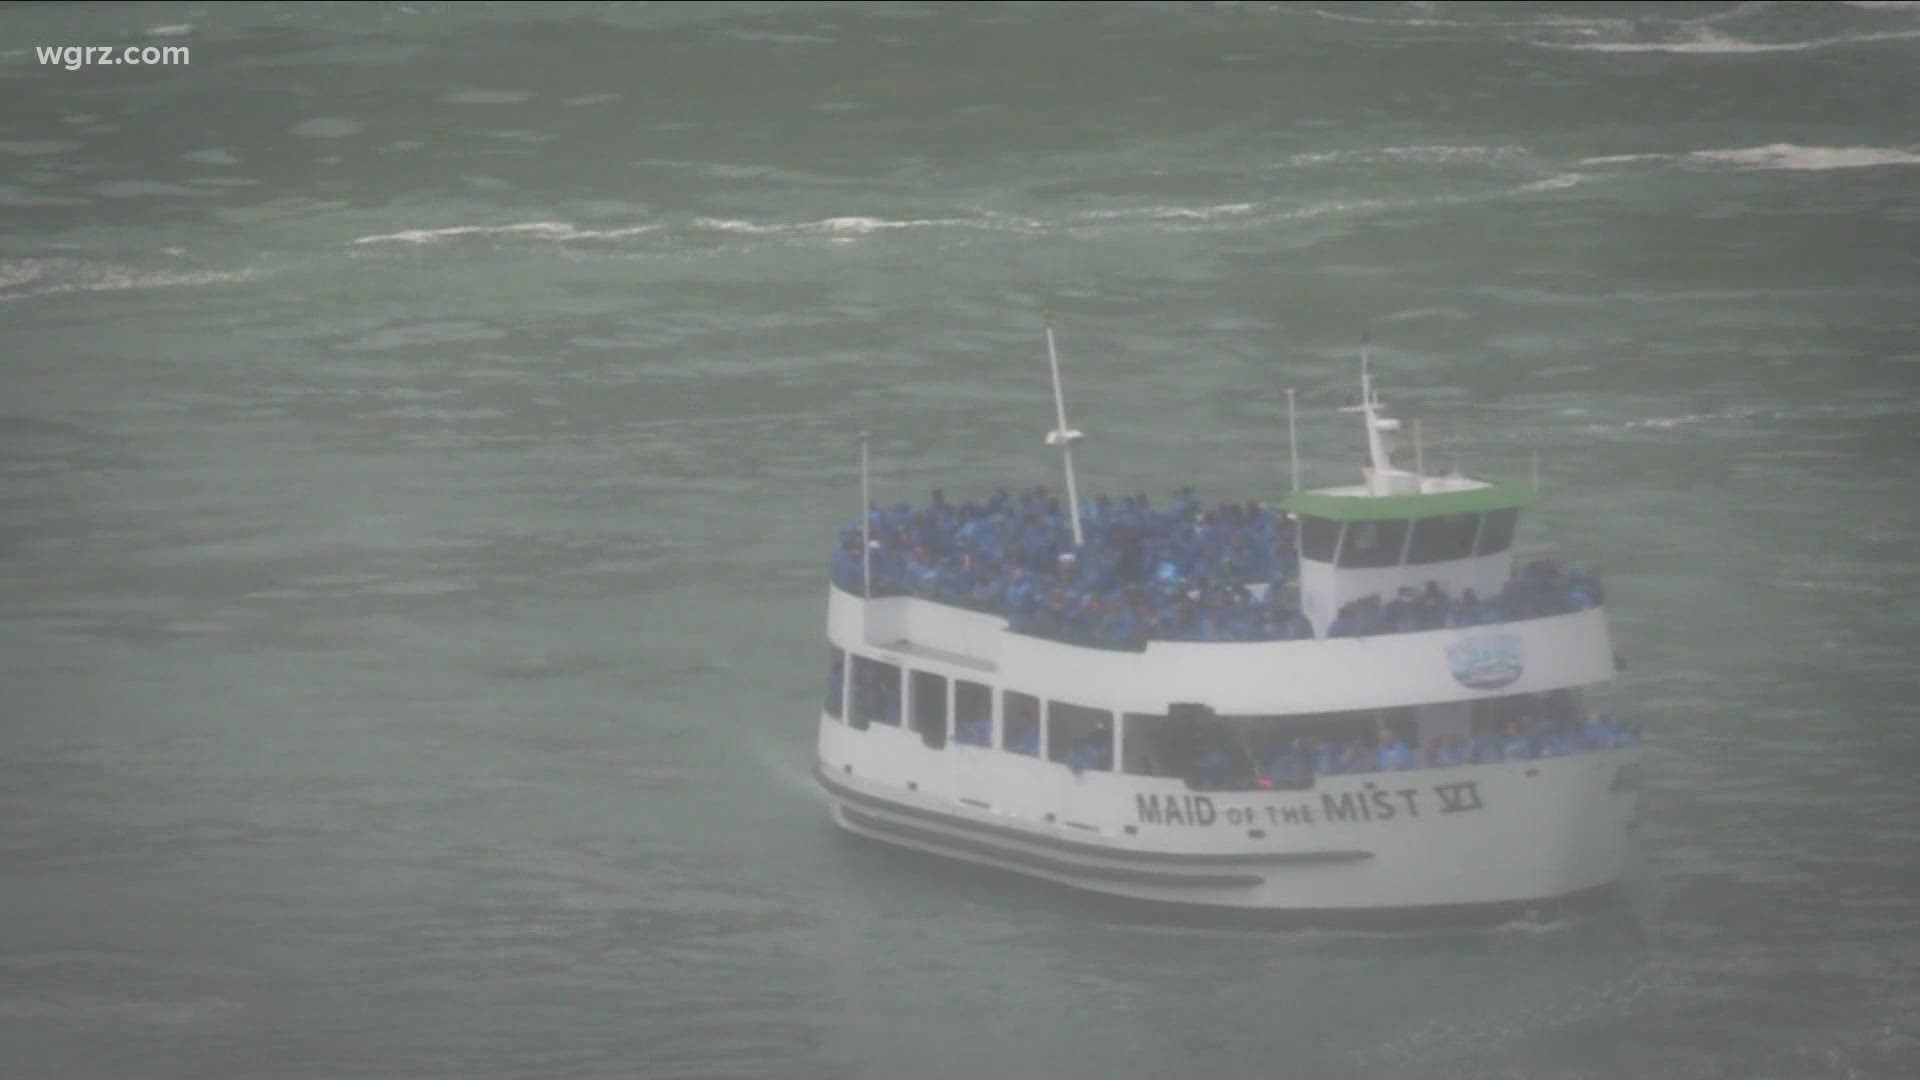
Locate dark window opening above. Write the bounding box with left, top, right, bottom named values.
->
left=1476, top=508, right=1518, bottom=556
left=826, top=647, right=845, bottom=720
left=1121, top=713, right=1166, bottom=777
left=1337, top=519, right=1409, bottom=568
left=1002, top=691, right=1040, bottom=756
left=910, top=670, right=947, bottom=750
left=1299, top=516, right=1341, bottom=562
left=850, top=655, right=900, bottom=729
left=1047, top=701, right=1113, bottom=773
left=954, top=681, right=993, bottom=746
left=1407, top=513, right=1481, bottom=564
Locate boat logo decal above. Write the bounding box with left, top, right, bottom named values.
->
left=1447, top=632, right=1524, bottom=691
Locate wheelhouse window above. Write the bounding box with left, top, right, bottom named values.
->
left=1337, top=518, right=1409, bottom=568
left=1475, top=508, right=1518, bottom=556
left=849, top=655, right=900, bottom=729
left=1047, top=701, right=1113, bottom=773
left=910, top=670, right=947, bottom=750
left=1298, top=516, right=1341, bottom=562
left=954, top=680, right=992, bottom=746
left=825, top=647, right=845, bottom=720
left=1002, top=691, right=1040, bottom=756
left=1406, top=513, right=1481, bottom=564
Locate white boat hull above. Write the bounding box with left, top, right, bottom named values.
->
left=816, top=718, right=1640, bottom=918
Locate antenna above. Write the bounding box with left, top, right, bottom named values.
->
left=1042, top=316, right=1085, bottom=549
left=1285, top=387, right=1299, bottom=493
left=1339, top=327, right=1398, bottom=493
left=859, top=430, right=872, bottom=599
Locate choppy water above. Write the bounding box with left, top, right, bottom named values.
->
left=3, top=3, right=1918, bottom=1078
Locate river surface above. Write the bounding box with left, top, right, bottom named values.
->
left=3, top=3, right=1919, bottom=1078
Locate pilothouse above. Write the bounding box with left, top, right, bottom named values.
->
left=814, top=323, right=1642, bottom=920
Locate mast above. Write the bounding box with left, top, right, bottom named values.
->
left=859, top=430, right=872, bottom=599
left=1338, top=329, right=1400, bottom=494
left=1043, top=318, right=1085, bottom=548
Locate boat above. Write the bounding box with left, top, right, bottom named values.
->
left=812, top=323, right=1642, bottom=923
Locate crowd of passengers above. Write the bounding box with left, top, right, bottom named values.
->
left=946, top=708, right=1640, bottom=783
left=829, top=486, right=1604, bottom=648
left=1218, top=711, right=1641, bottom=789
left=1326, top=560, right=1604, bottom=637
left=830, top=486, right=1312, bottom=647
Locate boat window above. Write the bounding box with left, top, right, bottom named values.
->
left=1047, top=701, right=1112, bottom=773
left=1002, top=691, right=1040, bottom=756
left=1337, top=518, right=1409, bottom=568
left=1475, top=508, right=1518, bottom=556
left=953, top=680, right=993, bottom=746
left=1406, top=512, right=1481, bottom=564
left=826, top=646, right=845, bottom=720
left=849, top=655, right=901, bottom=729
left=1121, top=713, right=1168, bottom=777
left=1298, top=516, right=1341, bottom=562
left=910, top=670, right=947, bottom=750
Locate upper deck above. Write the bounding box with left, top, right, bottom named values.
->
left=825, top=329, right=1616, bottom=714
left=829, top=585, right=1615, bottom=716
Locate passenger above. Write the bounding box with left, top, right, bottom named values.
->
left=1501, top=720, right=1531, bottom=761
left=1193, top=744, right=1236, bottom=790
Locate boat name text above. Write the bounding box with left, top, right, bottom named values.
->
left=1135, top=780, right=1485, bottom=827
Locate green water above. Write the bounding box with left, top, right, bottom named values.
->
left=3, top=3, right=1918, bottom=1077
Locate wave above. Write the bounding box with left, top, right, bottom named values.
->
left=688, top=214, right=987, bottom=235
left=1690, top=144, right=1920, bottom=170
left=1582, top=143, right=1920, bottom=172
left=348, top=177, right=1600, bottom=254
left=0, top=262, right=261, bottom=303
left=1539, top=26, right=1920, bottom=53
left=1286, top=144, right=1529, bottom=168
left=351, top=221, right=662, bottom=245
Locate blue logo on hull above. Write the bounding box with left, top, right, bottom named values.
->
left=1447, top=633, right=1524, bottom=690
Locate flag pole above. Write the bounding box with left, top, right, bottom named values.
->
left=1285, top=387, right=1299, bottom=493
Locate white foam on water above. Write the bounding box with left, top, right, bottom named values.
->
left=351, top=221, right=662, bottom=245
left=0, top=260, right=45, bottom=290
left=0, top=265, right=261, bottom=304
left=184, top=148, right=240, bottom=165
left=690, top=214, right=998, bottom=236
left=1076, top=202, right=1257, bottom=222
left=1691, top=143, right=1920, bottom=169
left=1844, top=1, right=1920, bottom=9
left=1289, top=144, right=1529, bottom=167
left=147, top=24, right=191, bottom=36
left=1517, top=172, right=1587, bottom=192
left=1541, top=26, right=1920, bottom=53
left=1584, top=143, right=1920, bottom=171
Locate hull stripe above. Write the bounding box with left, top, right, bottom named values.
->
left=839, top=806, right=1265, bottom=888
left=815, top=762, right=1373, bottom=868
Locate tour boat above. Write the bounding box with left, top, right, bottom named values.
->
left=812, top=325, right=1642, bottom=922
